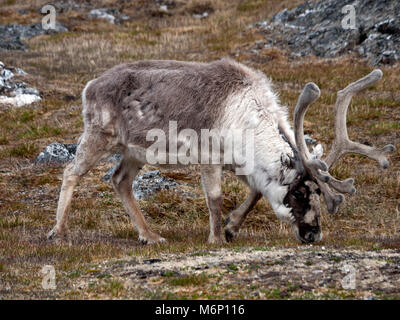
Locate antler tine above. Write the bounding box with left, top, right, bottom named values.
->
left=324, top=69, right=396, bottom=170
left=317, top=181, right=344, bottom=214
left=294, top=82, right=331, bottom=183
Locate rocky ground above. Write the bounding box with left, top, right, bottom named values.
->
left=87, top=247, right=400, bottom=299
left=251, top=0, right=400, bottom=65
left=0, top=60, right=41, bottom=107
left=2, top=246, right=400, bottom=299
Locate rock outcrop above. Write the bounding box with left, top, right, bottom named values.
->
left=252, top=0, right=400, bottom=65
left=0, top=61, right=41, bottom=107
left=0, top=22, right=68, bottom=51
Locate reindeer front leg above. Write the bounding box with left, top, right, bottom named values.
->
left=200, top=165, right=225, bottom=244
left=224, top=189, right=262, bottom=241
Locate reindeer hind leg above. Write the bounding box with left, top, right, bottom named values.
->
left=111, top=157, right=166, bottom=244
left=48, top=131, right=110, bottom=241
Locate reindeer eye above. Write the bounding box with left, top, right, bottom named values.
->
left=294, top=190, right=304, bottom=199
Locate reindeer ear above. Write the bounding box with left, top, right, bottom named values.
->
left=311, top=144, right=324, bottom=159
left=281, top=153, right=296, bottom=169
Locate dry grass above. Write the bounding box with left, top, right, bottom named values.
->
left=0, top=0, right=399, bottom=299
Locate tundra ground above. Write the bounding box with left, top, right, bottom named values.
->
left=0, top=0, right=399, bottom=299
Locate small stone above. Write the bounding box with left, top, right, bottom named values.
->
left=119, top=14, right=130, bottom=22
left=143, top=259, right=162, bottom=265
left=304, top=134, right=317, bottom=145
left=14, top=67, right=27, bottom=75
left=89, top=9, right=117, bottom=24
left=193, top=12, right=209, bottom=19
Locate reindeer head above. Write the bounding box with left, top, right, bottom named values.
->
left=282, top=70, right=395, bottom=243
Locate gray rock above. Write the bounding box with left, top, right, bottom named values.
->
left=37, top=143, right=122, bottom=166
left=88, top=8, right=130, bottom=24
left=119, top=14, right=131, bottom=22
left=193, top=12, right=209, bottom=19
left=0, top=62, right=41, bottom=107
left=132, top=170, right=178, bottom=200
left=1, top=69, right=13, bottom=80
left=0, top=93, right=41, bottom=107
left=255, top=0, right=400, bottom=65
left=36, top=142, right=77, bottom=163
left=305, top=134, right=317, bottom=145
left=144, top=259, right=162, bottom=264
left=103, top=167, right=180, bottom=200
left=53, top=0, right=93, bottom=13
left=0, top=22, right=68, bottom=51
left=102, top=164, right=118, bottom=182
left=89, top=8, right=117, bottom=24
left=13, top=87, right=40, bottom=96
left=107, top=153, right=123, bottom=163
left=14, top=67, right=26, bottom=75
left=254, top=40, right=264, bottom=48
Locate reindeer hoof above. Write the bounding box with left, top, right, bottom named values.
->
left=138, top=233, right=166, bottom=245
left=47, top=228, right=67, bottom=243
left=224, top=229, right=235, bottom=242
left=208, top=235, right=227, bottom=245
left=223, top=217, right=231, bottom=226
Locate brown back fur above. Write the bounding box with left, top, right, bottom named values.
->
left=84, top=58, right=252, bottom=148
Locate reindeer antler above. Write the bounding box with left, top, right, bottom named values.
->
left=324, top=69, right=395, bottom=168
left=293, top=83, right=331, bottom=182
left=294, top=70, right=396, bottom=214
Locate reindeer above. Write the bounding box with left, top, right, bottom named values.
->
left=48, top=59, right=395, bottom=244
